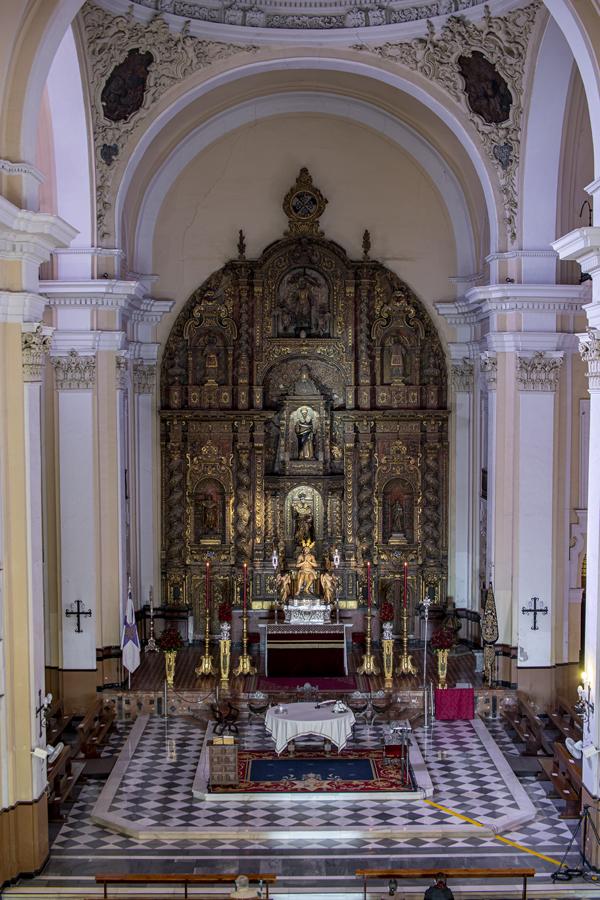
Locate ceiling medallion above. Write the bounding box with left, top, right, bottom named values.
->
left=283, top=168, right=328, bottom=237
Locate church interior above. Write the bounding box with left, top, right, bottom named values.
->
left=1, top=0, right=600, bottom=897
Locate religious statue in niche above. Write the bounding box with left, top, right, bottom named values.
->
left=296, top=542, right=319, bottom=594
left=383, top=479, right=413, bottom=544
left=193, top=333, right=226, bottom=385
left=457, top=52, right=513, bottom=125
left=295, top=406, right=316, bottom=459
left=275, top=269, right=330, bottom=337
left=101, top=48, right=154, bottom=123
left=292, top=490, right=315, bottom=545
left=383, top=334, right=410, bottom=384
left=193, top=479, right=225, bottom=543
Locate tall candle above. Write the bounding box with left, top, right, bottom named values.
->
left=243, top=562, right=248, bottom=613
left=367, top=562, right=372, bottom=609
left=403, top=561, right=408, bottom=609
left=205, top=561, right=210, bottom=611
left=149, top=586, right=153, bottom=616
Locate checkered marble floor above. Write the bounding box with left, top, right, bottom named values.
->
left=35, top=713, right=582, bottom=896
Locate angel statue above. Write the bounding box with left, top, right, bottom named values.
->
left=320, top=570, right=337, bottom=605
left=276, top=570, right=293, bottom=605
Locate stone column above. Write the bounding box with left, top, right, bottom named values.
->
left=515, top=352, right=563, bottom=669
left=449, top=358, right=476, bottom=607
left=52, top=350, right=98, bottom=705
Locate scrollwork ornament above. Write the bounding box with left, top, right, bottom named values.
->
left=451, top=358, right=474, bottom=392
left=516, top=351, right=563, bottom=392
left=352, top=2, right=541, bottom=241
left=81, top=3, right=259, bottom=237
left=480, top=351, right=497, bottom=390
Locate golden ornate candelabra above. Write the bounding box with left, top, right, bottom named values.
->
left=233, top=608, right=256, bottom=676
left=398, top=605, right=417, bottom=675
left=195, top=610, right=216, bottom=677
left=358, top=611, right=379, bottom=676
left=219, top=623, right=231, bottom=688
left=381, top=623, right=394, bottom=689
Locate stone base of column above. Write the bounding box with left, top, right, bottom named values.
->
left=494, top=645, right=517, bottom=688
left=0, top=794, right=49, bottom=888
left=581, top=788, right=600, bottom=869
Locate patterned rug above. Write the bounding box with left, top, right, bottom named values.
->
left=257, top=675, right=357, bottom=692
left=211, top=748, right=415, bottom=793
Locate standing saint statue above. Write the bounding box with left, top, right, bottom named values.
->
left=295, top=543, right=318, bottom=595
left=295, top=407, right=316, bottom=459
left=293, top=492, right=314, bottom=545
left=391, top=498, right=405, bottom=535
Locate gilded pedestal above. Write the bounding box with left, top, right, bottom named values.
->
left=219, top=622, right=231, bottom=688
left=382, top=635, right=394, bottom=689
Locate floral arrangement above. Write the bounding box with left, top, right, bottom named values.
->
left=218, top=598, right=232, bottom=623
left=379, top=599, right=395, bottom=623
left=157, top=626, right=184, bottom=652
left=430, top=625, right=455, bottom=652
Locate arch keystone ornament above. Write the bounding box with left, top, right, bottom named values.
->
left=283, top=168, right=328, bottom=237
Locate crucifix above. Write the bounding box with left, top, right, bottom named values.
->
left=65, top=599, right=92, bottom=633
left=521, top=596, right=548, bottom=631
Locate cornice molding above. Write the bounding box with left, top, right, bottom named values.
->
left=0, top=291, right=47, bottom=324
left=0, top=158, right=44, bottom=184
left=51, top=329, right=127, bottom=354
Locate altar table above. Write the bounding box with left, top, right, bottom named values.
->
left=434, top=687, right=475, bottom=721
left=265, top=701, right=356, bottom=754
left=260, top=623, right=352, bottom=677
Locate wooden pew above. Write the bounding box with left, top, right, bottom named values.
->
left=47, top=745, right=84, bottom=822
left=95, top=872, right=277, bottom=899
left=549, top=695, right=583, bottom=742
left=45, top=697, right=73, bottom=745
left=537, top=740, right=582, bottom=818
left=75, top=700, right=115, bottom=758
left=501, top=692, right=552, bottom=756
left=356, top=867, right=536, bottom=900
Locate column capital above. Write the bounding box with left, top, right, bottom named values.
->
left=52, top=349, right=96, bottom=390
left=133, top=359, right=156, bottom=394
left=450, top=358, right=474, bottom=392
left=579, top=330, right=600, bottom=393
left=116, top=355, right=129, bottom=391
left=21, top=324, right=53, bottom=382
left=515, top=351, right=563, bottom=392
left=480, top=351, right=497, bottom=391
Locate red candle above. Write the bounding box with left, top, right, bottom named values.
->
left=367, top=562, right=372, bottom=609
left=205, top=560, right=210, bottom=611
left=403, top=561, right=408, bottom=609
left=243, top=562, right=248, bottom=612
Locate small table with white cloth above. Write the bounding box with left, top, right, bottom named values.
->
left=264, top=701, right=356, bottom=755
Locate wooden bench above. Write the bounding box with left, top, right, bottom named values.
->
left=549, top=695, right=583, bottom=742
left=45, top=697, right=73, bottom=745
left=95, top=873, right=277, bottom=899
left=552, top=741, right=582, bottom=819
left=75, top=700, right=115, bottom=758
left=356, top=867, right=536, bottom=900
left=47, top=744, right=84, bottom=821
left=501, top=692, right=552, bottom=756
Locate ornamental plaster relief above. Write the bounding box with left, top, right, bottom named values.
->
left=515, top=351, right=563, bottom=392
left=116, top=355, right=129, bottom=390
left=451, top=358, right=473, bottom=391
left=21, top=326, right=52, bottom=382
left=52, top=350, right=97, bottom=390
left=353, top=2, right=540, bottom=241
left=81, top=2, right=260, bottom=237
left=579, top=329, right=600, bottom=393
left=133, top=360, right=157, bottom=393
left=479, top=351, right=496, bottom=390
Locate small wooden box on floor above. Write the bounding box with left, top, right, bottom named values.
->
left=208, top=738, right=239, bottom=788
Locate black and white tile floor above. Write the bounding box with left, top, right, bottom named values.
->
left=14, top=716, right=586, bottom=897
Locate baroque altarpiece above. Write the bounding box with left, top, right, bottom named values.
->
left=160, top=171, right=449, bottom=629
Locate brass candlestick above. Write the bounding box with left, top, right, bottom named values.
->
left=195, top=609, right=216, bottom=677
left=382, top=623, right=394, bottom=689
left=233, top=608, right=256, bottom=676
left=398, top=605, right=417, bottom=675
left=358, top=611, right=379, bottom=676
left=219, top=623, right=231, bottom=689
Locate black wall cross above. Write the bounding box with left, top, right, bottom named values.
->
left=521, top=596, right=548, bottom=631
left=65, top=599, right=92, bottom=633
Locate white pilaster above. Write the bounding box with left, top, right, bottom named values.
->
left=450, top=358, right=476, bottom=607
left=53, top=351, right=97, bottom=671
left=481, top=352, right=497, bottom=586
left=515, top=352, right=563, bottom=667
left=132, top=359, right=158, bottom=607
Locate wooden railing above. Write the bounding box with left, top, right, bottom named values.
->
left=95, top=873, right=276, bottom=899
left=356, top=866, right=536, bottom=900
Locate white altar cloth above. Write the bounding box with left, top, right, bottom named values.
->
left=265, top=701, right=355, bottom=755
